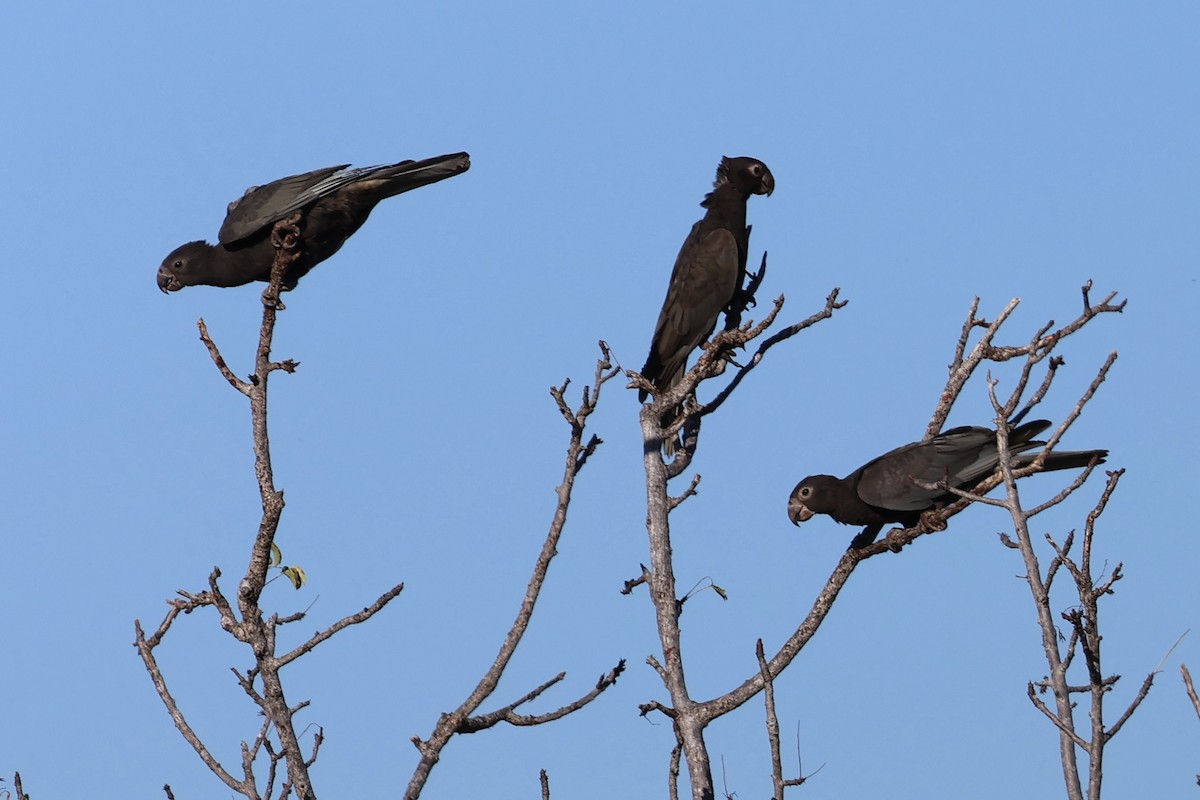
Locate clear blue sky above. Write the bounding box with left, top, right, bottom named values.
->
left=2, top=2, right=1197, bottom=798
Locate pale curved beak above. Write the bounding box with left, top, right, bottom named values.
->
left=156, top=267, right=182, bottom=293
left=787, top=499, right=813, bottom=526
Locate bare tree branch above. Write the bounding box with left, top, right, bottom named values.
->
left=926, top=283, right=1124, bottom=438
left=457, top=672, right=568, bottom=732
left=404, top=344, right=623, bottom=800
left=1105, top=672, right=1155, bottom=741
left=926, top=297, right=1020, bottom=437
left=1183, top=664, right=1200, bottom=719
left=1004, top=436, right=1141, bottom=800
left=276, top=582, right=405, bottom=668
left=460, top=660, right=628, bottom=731
left=134, top=619, right=255, bottom=797
left=640, top=698, right=677, bottom=719
left=700, top=289, right=845, bottom=419
left=1181, top=663, right=1200, bottom=786
left=1026, top=682, right=1090, bottom=750
left=198, top=318, right=251, bottom=395
left=668, top=743, right=682, bottom=800
left=9, top=773, right=30, bottom=800
left=756, top=639, right=790, bottom=799
left=629, top=287, right=845, bottom=462
left=622, top=565, right=651, bottom=596
left=668, top=473, right=702, bottom=511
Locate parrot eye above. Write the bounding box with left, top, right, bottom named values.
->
left=173, top=260, right=185, bottom=271
left=750, top=164, right=762, bottom=176
left=799, top=486, right=811, bottom=498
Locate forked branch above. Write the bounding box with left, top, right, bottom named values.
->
left=403, top=344, right=624, bottom=800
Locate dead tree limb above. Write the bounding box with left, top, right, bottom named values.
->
left=403, top=343, right=624, bottom=800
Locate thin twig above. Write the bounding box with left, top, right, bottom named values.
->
left=461, top=661, right=627, bottom=731
left=701, top=289, right=845, bottom=419
left=667, top=473, right=702, bottom=511
left=1026, top=683, right=1090, bottom=749
left=276, top=582, right=405, bottom=667
left=134, top=620, right=252, bottom=796
left=198, top=319, right=251, bottom=395
left=1183, top=664, right=1200, bottom=719
left=757, top=639, right=786, bottom=800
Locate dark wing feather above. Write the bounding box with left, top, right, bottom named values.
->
left=856, top=421, right=1057, bottom=511
left=218, top=163, right=361, bottom=245
left=857, top=426, right=1001, bottom=511
left=641, top=226, right=739, bottom=396
left=218, top=154, right=470, bottom=245
left=342, top=152, right=470, bottom=202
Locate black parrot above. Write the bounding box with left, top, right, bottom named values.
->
left=787, top=420, right=1107, bottom=548
left=639, top=156, right=774, bottom=451
left=157, top=152, right=470, bottom=293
